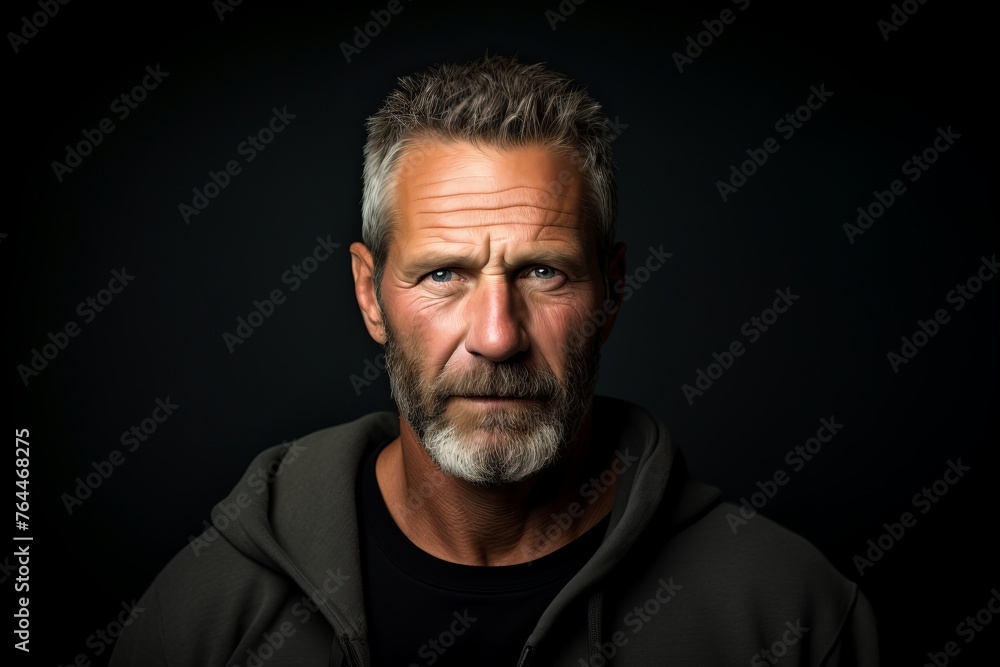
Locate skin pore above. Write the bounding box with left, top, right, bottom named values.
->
left=350, top=139, right=627, bottom=566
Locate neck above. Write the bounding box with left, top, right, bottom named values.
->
left=375, top=407, right=620, bottom=566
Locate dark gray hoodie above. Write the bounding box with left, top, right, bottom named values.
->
left=111, top=395, right=879, bottom=666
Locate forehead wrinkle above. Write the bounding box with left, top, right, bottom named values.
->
left=412, top=218, right=581, bottom=228
left=407, top=221, right=582, bottom=253
left=411, top=208, right=580, bottom=231
left=410, top=185, right=565, bottom=200
left=413, top=205, right=577, bottom=215
left=411, top=188, right=578, bottom=216
left=410, top=208, right=579, bottom=227
left=412, top=224, right=587, bottom=265
left=400, top=181, right=581, bottom=220
left=407, top=213, right=589, bottom=247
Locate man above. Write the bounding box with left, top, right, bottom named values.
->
left=112, top=55, right=879, bottom=666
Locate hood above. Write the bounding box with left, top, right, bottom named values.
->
left=211, top=394, right=724, bottom=665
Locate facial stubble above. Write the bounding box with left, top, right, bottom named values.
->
left=382, top=309, right=602, bottom=486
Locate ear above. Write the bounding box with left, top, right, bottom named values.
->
left=599, top=242, right=627, bottom=345
left=350, top=242, right=387, bottom=344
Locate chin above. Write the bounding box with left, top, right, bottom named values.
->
left=423, top=420, right=565, bottom=486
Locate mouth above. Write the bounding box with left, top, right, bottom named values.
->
left=455, top=395, right=527, bottom=399
left=451, top=395, right=535, bottom=403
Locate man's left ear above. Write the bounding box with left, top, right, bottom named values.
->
left=599, top=241, right=627, bottom=345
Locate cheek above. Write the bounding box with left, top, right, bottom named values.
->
left=530, top=307, right=583, bottom=339
left=527, top=292, right=599, bottom=334
left=527, top=301, right=598, bottom=364
left=391, top=293, right=466, bottom=366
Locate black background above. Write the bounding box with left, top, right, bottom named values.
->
left=7, top=0, right=997, bottom=664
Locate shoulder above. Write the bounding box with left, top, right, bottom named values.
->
left=110, top=520, right=294, bottom=666
left=663, top=500, right=859, bottom=606
left=621, top=501, right=875, bottom=664
left=112, top=410, right=399, bottom=665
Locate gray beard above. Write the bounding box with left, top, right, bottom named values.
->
left=382, top=320, right=601, bottom=486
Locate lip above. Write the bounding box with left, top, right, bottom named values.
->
left=455, top=396, right=527, bottom=399
left=452, top=396, right=532, bottom=403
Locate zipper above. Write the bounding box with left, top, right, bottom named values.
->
left=334, top=635, right=363, bottom=667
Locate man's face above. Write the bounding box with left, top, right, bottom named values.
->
left=373, top=140, right=611, bottom=486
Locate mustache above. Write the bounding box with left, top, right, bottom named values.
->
left=433, top=362, right=560, bottom=400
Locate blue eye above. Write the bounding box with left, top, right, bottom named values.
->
left=429, top=269, right=453, bottom=283
left=531, top=266, right=557, bottom=279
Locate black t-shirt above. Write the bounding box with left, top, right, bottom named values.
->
left=358, top=438, right=609, bottom=667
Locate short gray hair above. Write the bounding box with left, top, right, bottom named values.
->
left=361, top=54, right=618, bottom=298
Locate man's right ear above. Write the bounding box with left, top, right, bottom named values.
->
left=350, top=242, right=387, bottom=344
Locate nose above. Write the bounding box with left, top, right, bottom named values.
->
left=463, top=277, right=529, bottom=362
